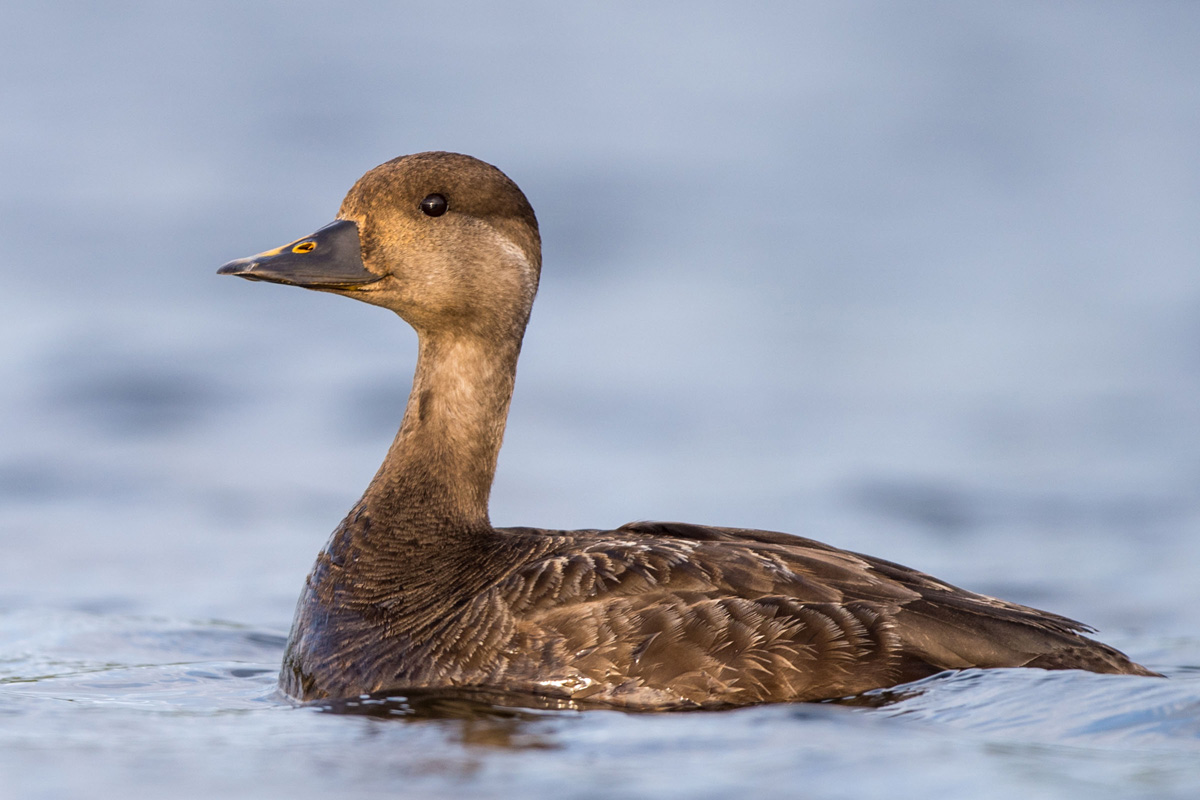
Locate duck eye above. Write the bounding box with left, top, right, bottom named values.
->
left=420, top=193, right=448, bottom=217
left=291, top=241, right=317, bottom=253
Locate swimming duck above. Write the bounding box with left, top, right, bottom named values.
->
left=218, top=151, right=1157, bottom=708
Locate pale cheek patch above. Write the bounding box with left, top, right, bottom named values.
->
left=488, top=229, right=539, bottom=295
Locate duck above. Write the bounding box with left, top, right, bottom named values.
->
left=218, top=151, right=1158, bottom=709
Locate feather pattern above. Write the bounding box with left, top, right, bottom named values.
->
left=279, top=517, right=1157, bottom=708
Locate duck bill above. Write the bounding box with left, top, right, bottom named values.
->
left=217, top=219, right=380, bottom=288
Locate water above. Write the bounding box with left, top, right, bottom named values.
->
left=3, top=2, right=1200, bottom=798
left=3, top=611, right=1198, bottom=800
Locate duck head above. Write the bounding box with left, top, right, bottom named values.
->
left=218, top=152, right=542, bottom=339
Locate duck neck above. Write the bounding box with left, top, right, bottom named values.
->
left=364, top=326, right=521, bottom=537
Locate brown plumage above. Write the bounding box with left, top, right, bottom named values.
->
left=218, top=151, right=1158, bottom=709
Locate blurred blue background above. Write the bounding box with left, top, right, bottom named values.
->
left=2, top=3, right=1199, bottom=799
